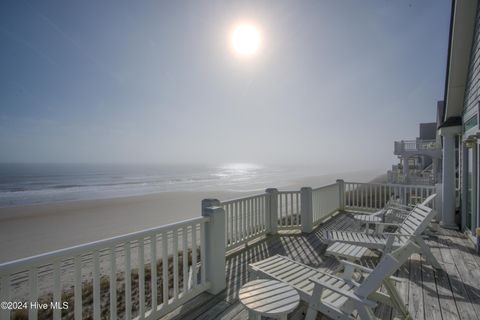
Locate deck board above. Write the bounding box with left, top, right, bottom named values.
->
left=160, top=212, right=480, bottom=320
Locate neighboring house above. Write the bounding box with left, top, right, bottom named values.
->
left=440, top=0, right=480, bottom=244
left=387, top=120, right=442, bottom=186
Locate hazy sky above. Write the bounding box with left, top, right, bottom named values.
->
left=0, top=0, right=451, bottom=171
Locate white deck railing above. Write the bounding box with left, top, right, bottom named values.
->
left=0, top=217, right=210, bottom=320
left=395, top=139, right=440, bottom=153
left=221, top=194, right=268, bottom=251
left=277, top=191, right=301, bottom=229
left=344, top=181, right=436, bottom=210
left=0, top=179, right=442, bottom=320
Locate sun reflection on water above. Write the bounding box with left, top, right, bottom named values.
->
left=215, top=163, right=262, bottom=180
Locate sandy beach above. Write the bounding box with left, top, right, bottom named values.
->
left=0, top=170, right=383, bottom=263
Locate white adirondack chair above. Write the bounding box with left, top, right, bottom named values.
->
left=305, top=240, right=420, bottom=320
left=248, top=241, right=420, bottom=320
left=324, top=194, right=441, bottom=269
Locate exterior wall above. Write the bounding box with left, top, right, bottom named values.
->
left=461, top=1, right=480, bottom=236
left=464, top=1, right=480, bottom=118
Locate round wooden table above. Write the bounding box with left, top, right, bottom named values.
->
left=239, top=279, right=300, bottom=320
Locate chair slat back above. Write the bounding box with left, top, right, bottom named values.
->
left=395, top=194, right=436, bottom=236
left=398, top=205, right=435, bottom=235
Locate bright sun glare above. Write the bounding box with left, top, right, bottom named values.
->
left=231, top=24, right=261, bottom=56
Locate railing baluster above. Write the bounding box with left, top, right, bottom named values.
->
left=191, top=226, right=197, bottom=289
left=109, top=246, right=117, bottom=320
left=235, top=202, right=239, bottom=244
left=162, top=231, right=169, bottom=305
left=125, top=242, right=132, bottom=320
left=173, top=229, right=179, bottom=299
left=53, top=259, right=61, bottom=320
left=74, top=255, right=82, bottom=320
left=245, top=199, right=249, bottom=238
left=258, top=197, right=263, bottom=231
left=367, top=184, right=373, bottom=208
left=250, top=198, right=254, bottom=235
left=258, top=196, right=261, bottom=233
left=29, top=267, right=38, bottom=320
left=182, top=227, right=188, bottom=294
left=252, top=197, right=258, bottom=235
left=238, top=201, right=243, bottom=241
left=290, top=193, right=294, bottom=226
left=347, top=183, right=351, bottom=207
left=345, top=183, right=349, bottom=207
left=93, top=250, right=100, bottom=320
left=280, top=194, right=284, bottom=227
left=138, top=238, right=145, bottom=319
left=242, top=200, right=247, bottom=239
left=355, top=185, right=358, bottom=208
left=296, top=193, right=300, bottom=226
left=229, top=204, right=233, bottom=245
left=383, top=186, right=388, bottom=206
left=246, top=199, right=251, bottom=238
left=360, top=184, right=363, bottom=208
left=150, top=234, right=157, bottom=312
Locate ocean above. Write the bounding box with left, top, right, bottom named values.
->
left=0, top=163, right=319, bottom=208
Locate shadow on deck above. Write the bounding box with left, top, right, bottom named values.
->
left=160, top=212, right=480, bottom=320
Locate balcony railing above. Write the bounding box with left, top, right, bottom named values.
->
left=0, top=217, right=210, bottom=320
left=0, top=180, right=439, bottom=320
left=394, top=139, right=440, bottom=154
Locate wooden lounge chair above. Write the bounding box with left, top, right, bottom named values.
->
left=353, top=195, right=433, bottom=232
left=248, top=241, right=420, bottom=320
left=324, top=194, right=441, bottom=269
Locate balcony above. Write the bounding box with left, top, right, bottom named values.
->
left=394, top=139, right=442, bottom=158
left=0, top=181, right=478, bottom=320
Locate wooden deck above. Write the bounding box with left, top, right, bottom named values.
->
left=160, top=212, right=480, bottom=320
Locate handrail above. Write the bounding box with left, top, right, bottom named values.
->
left=344, top=181, right=435, bottom=190
left=220, top=193, right=266, bottom=205
left=312, top=182, right=338, bottom=192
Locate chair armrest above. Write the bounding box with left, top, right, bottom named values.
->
left=339, top=260, right=403, bottom=283
left=340, top=260, right=373, bottom=273
left=372, top=222, right=401, bottom=227
left=309, top=277, right=377, bottom=307
left=389, top=203, right=412, bottom=210
left=382, top=232, right=414, bottom=237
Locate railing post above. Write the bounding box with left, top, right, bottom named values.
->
left=201, top=199, right=226, bottom=294
left=336, top=179, right=345, bottom=211
left=301, top=187, right=313, bottom=233
left=265, top=188, right=278, bottom=235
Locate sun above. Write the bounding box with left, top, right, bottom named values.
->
left=231, top=24, right=261, bottom=56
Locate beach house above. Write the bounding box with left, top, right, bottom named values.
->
left=387, top=120, right=442, bottom=186
left=439, top=0, right=480, bottom=237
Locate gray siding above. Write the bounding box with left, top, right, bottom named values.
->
left=464, top=2, right=480, bottom=115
